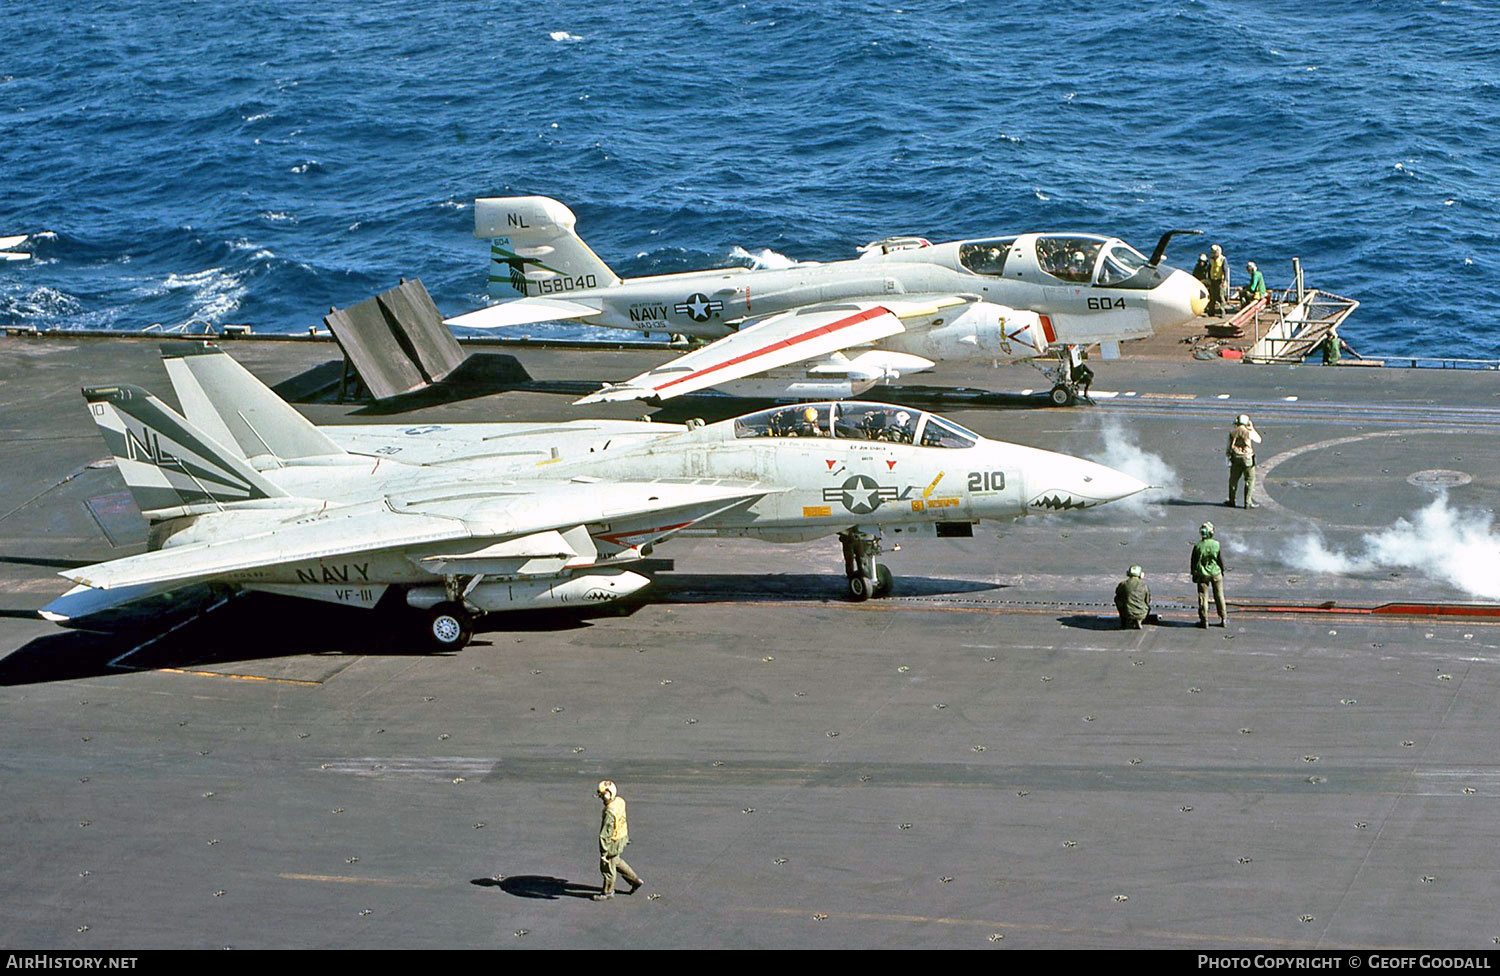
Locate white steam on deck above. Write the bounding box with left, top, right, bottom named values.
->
left=1084, top=415, right=1181, bottom=516
left=1281, top=494, right=1500, bottom=600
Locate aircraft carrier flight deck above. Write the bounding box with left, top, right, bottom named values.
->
left=1, top=334, right=1497, bottom=949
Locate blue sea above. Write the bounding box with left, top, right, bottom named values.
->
left=2, top=0, right=1497, bottom=360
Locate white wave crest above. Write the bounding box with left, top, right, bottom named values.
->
left=1280, top=495, right=1500, bottom=600
left=160, top=267, right=247, bottom=326
left=0, top=286, right=83, bottom=319
left=728, top=245, right=801, bottom=270
left=549, top=31, right=582, bottom=42
left=228, top=238, right=275, bottom=261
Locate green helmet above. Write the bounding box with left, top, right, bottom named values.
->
left=1128, top=565, right=1143, bottom=578
left=1200, top=522, right=1215, bottom=539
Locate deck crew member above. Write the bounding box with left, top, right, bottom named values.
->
left=1190, top=522, right=1228, bottom=629
left=1238, top=261, right=1267, bottom=307
left=1114, top=565, right=1151, bottom=629
left=1205, top=244, right=1229, bottom=315
left=1071, top=355, right=1095, bottom=402
left=1226, top=414, right=1262, bottom=508
left=592, top=780, right=644, bottom=901
left=1320, top=325, right=1344, bottom=365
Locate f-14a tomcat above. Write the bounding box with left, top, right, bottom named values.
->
left=444, top=197, right=1207, bottom=406
left=42, top=345, right=1147, bottom=649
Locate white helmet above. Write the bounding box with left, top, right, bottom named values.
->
left=596, top=780, right=616, bottom=800
left=1128, top=565, right=1143, bottom=578
left=1236, top=414, right=1251, bottom=426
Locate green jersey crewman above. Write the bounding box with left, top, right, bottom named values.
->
left=1190, top=522, right=1228, bottom=628
left=1114, top=565, right=1151, bottom=629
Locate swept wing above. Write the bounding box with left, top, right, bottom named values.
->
left=575, top=298, right=965, bottom=404
left=443, top=295, right=601, bottom=330
left=62, top=481, right=773, bottom=591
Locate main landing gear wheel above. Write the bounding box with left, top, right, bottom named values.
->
left=849, top=574, right=875, bottom=602
left=873, top=563, right=893, bottom=598
left=1049, top=384, right=1076, bottom=407
left=424, top=601, right=474, bottom=650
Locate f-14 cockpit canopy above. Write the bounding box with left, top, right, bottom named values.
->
left=959, top=234, right=1151, bottom=286
left=732, top=401, right=980, bottom=449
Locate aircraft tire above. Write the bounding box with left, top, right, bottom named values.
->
left=848, top=575, right=875, bottom=602
left=1049, top=384, right=1075, bottom=407
left=873, top=564, right=893, bottom=598
left=425, top=602, right=474, bottom=650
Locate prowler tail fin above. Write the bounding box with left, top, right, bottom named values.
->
left=473, top=196, right=620, bottom=299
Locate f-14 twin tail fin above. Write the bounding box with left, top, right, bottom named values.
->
left=82, top=384, right=287, bottom=519
left=160, top=342, right=345, bottom=464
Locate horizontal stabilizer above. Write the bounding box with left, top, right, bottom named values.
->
left=40, top=581, right=223, bottom=631
left=444, top=296, right=601, bottom=330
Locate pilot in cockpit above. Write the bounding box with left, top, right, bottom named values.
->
left=885, top=410, right=914, bottom=444
left=772, top=405, right=825, bottom=437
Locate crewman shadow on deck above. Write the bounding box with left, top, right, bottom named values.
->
left=1162, top=498, right=1242, bottom=509
left=1057, top=613, right=1202, bottom=630
left=653, top=573, right=998, bottom=603
left=473, top=875, right=599, bottom=900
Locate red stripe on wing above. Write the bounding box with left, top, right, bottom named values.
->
left=652, top=306, right=892, bottom=393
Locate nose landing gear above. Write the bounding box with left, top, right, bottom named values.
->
left=1035, top=344, right=1094, bottom=407
left=840, top=529, right=894, bottom=601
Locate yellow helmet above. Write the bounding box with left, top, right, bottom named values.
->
left=596, top=780, right=616, bottom=800
left=803, top=406, right=818, bottom=421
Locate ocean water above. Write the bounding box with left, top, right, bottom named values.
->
left=2, top=0, right=1496, bottom=360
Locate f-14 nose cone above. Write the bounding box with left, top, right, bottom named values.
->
left=1027, top=457, right=1150, bottom=511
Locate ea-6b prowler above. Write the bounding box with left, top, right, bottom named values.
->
left=42, top=345, right=1148, bottom=649
left=444, top=196, right=1208, bottom=406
